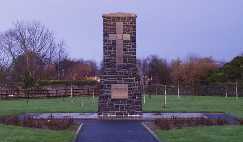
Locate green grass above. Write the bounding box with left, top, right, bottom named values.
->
left=0, top=124, right=74, bottom=142
left=156, top=126, right=243, bottom=142
left=0, top=95, right=243, bottom=118
left=143, top=95, right=243, bottom=118
left=0, top=96, right=98, bottom=116
left=0, top=95, right=243, bottom=142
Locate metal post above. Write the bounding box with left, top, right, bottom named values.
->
left=177, top=81, right=180, bottom=98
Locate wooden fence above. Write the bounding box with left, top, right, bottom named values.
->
left=0, top=83, right=242, bottom=99
left=0, top=86, right=99, bottom=99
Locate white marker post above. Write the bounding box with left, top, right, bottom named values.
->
left=143, top=85, right=146, bottom=105
left=164, top=85, right=167, bottom=108
left=236, top=81, right=238, bottom=100
left=71, top=84, right=73, bottom=98
left=70, top=83, right=74, bottom=103
left=81, top=100, right=83, bottom=108
left=156, top=86, right=158, bottom=96
left=177, top=81, right=180, bottom=98
left=144, top=95, right=146, bottom=105
left=92, top=90, right=95, bottom=104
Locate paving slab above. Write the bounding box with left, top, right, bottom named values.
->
left=143, top=112, right=206, bottom=120
left=75, top=121, right=160, bottom=142
left=24, top=112, right=208, bottom=120
left=23, top=112, right=239, bottom=124
left=26, top=113, right=97, bottom=120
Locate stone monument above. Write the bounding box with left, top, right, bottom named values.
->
left=98, top=12, right=142, bottom=120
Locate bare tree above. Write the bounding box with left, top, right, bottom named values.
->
left=1, top=21, right=64, bottom=64
left=137, top=58, right=150, bottom=85
left=0, top=42, right=10, bottom=82
left=170, top=58, right=183, bottom=83
left=0, top=30, right=20, bottom=64
left=171, top=56, right=219, bottom=85
left=0, top=21, right=66, bottom=82
left=145, top=55, right=171, bottom=84
left=0, top=50, right=6, bottom=81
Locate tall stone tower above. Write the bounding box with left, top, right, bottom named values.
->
left=98, top=12, right=142, bottom=120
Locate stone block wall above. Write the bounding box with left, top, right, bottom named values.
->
left=98, top=13, right=142, bottom=120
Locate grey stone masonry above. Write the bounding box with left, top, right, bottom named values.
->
left=98, top=12, right=142, bottom=120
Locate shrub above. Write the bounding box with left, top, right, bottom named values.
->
left=155, top=118, right=226, bottom=130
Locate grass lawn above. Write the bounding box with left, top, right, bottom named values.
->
left=0, top=124, right=74, bottom=142
left=0, top=95, right=243, bottom=142
left=0, top=96, right=98, bottom=116
left=156, top=126, right=243, bottom=142
left=0, top=95, right=243, bottom=118
left=143, top=95, right=243, bottom=118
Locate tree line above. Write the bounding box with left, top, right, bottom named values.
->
left=138, top=55, right=243, bottom=85
left=0, top=21, right=242, bottom=86
left=0, top=21, right=99, bottom=84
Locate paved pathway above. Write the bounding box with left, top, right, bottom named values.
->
left=76, top=121, right=160, bottom=142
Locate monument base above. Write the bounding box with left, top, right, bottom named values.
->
left=98, top=114, right=143, bottom=120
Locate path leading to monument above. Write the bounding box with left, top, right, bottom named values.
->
left=75, top=121, right=160, bottom=142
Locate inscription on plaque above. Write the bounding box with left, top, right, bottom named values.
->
left=108, top=22, right=131, bottom=64
left=111, top=84, right=128, bottom=99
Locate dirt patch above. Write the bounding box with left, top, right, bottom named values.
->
left=240, top=119, right=243, bottom=125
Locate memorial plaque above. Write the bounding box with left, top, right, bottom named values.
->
left=111, top=84, right=128, bottom=99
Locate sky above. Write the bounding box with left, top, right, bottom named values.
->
left=0, top=0, right=243, bottom=63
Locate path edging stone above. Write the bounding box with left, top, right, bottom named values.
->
left=73, top=123, right=83, bottom=142
left=142, top=122, right=161, bottom=142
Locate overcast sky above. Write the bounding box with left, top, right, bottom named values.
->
left=0, top=0, right=243, bottom=62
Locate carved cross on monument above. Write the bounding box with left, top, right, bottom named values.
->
left=108, top=22, right=131, bottom=64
